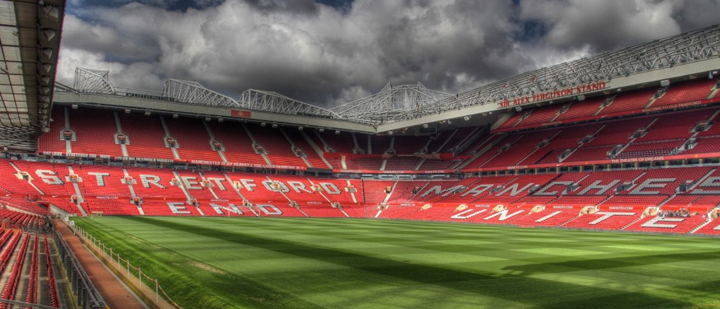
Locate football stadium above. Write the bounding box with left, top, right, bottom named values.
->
left=0, top=0, right=720, bottom=308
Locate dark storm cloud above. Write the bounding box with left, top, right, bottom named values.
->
left=70, top=0, right=227, bottom=12
left=367, top=1, right=531, bottom=93
left=58, top=0, right=720, bottom=108
left=243, top=0, right=319, bottom=14
left=671, top=0, right=720, bottom=31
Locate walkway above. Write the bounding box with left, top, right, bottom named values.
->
left=54, top=219, right=148, bottom=309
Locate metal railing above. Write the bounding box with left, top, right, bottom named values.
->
left=51, top=221, right=106, bottom=309
left=73, top=226, right=184, bottom=309
left=0, top=298, right=61, bottom=308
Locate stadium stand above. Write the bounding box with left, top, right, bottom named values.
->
left=437, top=127, right=478, bottom=153
left=165, top=117, right=223, bottom=162
left=553, top=97, right=606, bottom=122
left=120, top=113, right=177, bottom=160
left=624, top=213, right=707, bottom=234
left=651, top=78, right=717, bottom=108
left=68, top=108, right=123, bottom=157
left=384, top=157, right=422, bottom=171
left=17, top=108, right=720, bottom=234
left=693, top=217, right=720, bottom=236
left=0, top=207, right=61, bottom=308
left=318, top=130, right=357, bottom=154
left=284, top=129, right=330, bottom=169
left=417, top=159, right=458, bottom=171
left=345, top=157, right=383, bottom=170
left=597, top=87, right=658, bottom=115
left=208, top=122, right=268, bottom=165
left=38, top=108, right=69, bottom=154
left=461, top=134, right=500, bottom=156
left=251, top=126, right=307, bottom=167
left=6, top=155, right=720, bottom=236
left=482, top=129, right=560, bottom=167
left=392, top=135, right=427, bottom=154
left=424, top=130, right=452, bottom=153
left=561, top=206, right=642, bottom=230
left=12, top=67, right=720, bottom=237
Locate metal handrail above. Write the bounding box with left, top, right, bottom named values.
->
left=50, top=220, right=106, bottom=309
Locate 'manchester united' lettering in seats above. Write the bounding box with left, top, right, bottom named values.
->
left=12, top=161, right=719, bottom=235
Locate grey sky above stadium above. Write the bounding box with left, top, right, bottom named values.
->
left=58, top=0, right=720, bottom=108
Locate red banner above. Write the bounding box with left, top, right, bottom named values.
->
left=230, top=110, right=252, bottom=118
left=498, top=81, right=608, bottom=108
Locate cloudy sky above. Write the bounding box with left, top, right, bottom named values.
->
left=58, top=0, right=720, bottom=108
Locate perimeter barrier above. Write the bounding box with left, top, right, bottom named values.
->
left=50, top=219, right=106, bottom=309
left=71, top=224, right=183, bottom=309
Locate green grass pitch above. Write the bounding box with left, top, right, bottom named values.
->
left=73, top=217, right=720, bottom=309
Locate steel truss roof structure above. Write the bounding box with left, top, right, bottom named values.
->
left=331, top=82, right=453, bottom=124
left=239, top=89, right=340, bottom=119
left=0, top=0, right=64, bottom=152
left=74, top=67, right=114, bottom=94
left=57, top=24, right=720, bottom=128
left=400, top=24, right=720, bottom=123
left=163, top=79, right=238, bottom=107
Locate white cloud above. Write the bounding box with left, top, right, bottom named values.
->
left=57, top=48, right=164, bottom=91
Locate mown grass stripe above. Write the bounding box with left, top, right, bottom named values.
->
left=74, top=217, right=720, bottom=309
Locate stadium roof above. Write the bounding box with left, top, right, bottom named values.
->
left=56, top=24, right=720, bottom=131
left=330, top=82, right=453, bottom=124
left=0, top=0, right=64, bottom=152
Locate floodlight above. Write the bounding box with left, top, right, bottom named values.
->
left=43, top=5, right=60, bottom=21
left=42, top=29, right=56, bottom=41
left=41, top=48, right=53, bottom=59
